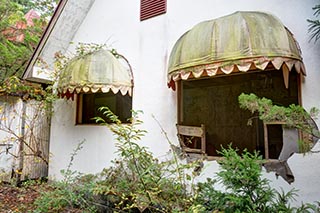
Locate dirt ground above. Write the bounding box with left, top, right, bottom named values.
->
left=0, top=183, right=41, bottom=212
left=0, top=182, right=84, bottom=212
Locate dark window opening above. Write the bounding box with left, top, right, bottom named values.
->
left=140, top=0, right=166, bottom=21
left=76, top=92, right=132, bottom=125
left=179, top=69, right=299, bottom=158
left=266, top=124, right=283, bottom=159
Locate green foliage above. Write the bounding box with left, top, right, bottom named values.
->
left=216, top=147, right=279, bottom=212
left=192, top=146, right=316, bottom=213
left=0, top=0, right=58, bottom=183
left=1, top=75, right=41, bottom=97
left=238, top=93, right=319, bottom=152
left=93, top=107, right=197, bottom=212
left=34, top=109, right=200, bottom=212
left=33, top=109, right=319, bottom=212
left=0, top=0, right=42, bottom=81
left=307, top=4, right=320, bottom=43
left=12, top=0, right=34, bottom=13
left=75, top=42, right=106, bottom=57
left=34, top=140, right=97, bottom=212
left=0, top=76, right=56, bottom=113
left=11, top=0, right=59, bottom=18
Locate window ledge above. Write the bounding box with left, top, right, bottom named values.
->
left=188, top=153, right=282, bottom=163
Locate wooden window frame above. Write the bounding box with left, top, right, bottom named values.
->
left=177, top=70, right=302, bottom=159
left=76, top=92, right=132, bottom=125
left=263, top=121, right=286, bottom=160
left=176, top=124, right=206, bottom=154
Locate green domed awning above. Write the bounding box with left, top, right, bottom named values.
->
left=168, top=11, right=305, bottom=89
left=57, top=49, right=133, bottom=98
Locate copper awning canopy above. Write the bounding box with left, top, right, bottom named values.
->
left=57, top=49, right=133, bottom=98
left=168, top=11, right=305, bottom=89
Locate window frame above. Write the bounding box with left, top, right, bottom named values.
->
left=76, top=92, right=132, bottom=125
left=177, top=69, right=302, bottom=159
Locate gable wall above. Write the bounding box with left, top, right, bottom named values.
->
left=49, top=0, right=320, bottom=205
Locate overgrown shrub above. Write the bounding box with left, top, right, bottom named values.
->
left=34, top=140, right=98, bottom=212
left=92, top=108, right=197, bottom=212
left=33, top=107, right=319, bottom=212
left=192, top=146, right=319, bottom=213
left=34, top=109, right=199, bottom=212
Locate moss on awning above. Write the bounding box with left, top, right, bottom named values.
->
left=57, top=49, right=133, bottom=98
left=168, top=11, right=305, bottom=89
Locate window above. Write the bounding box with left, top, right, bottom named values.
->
left=140, top=0, right=166, bottom=21
left=76, top=92, right=132, bottom=124
left=178, top=69, right=300, bottom=158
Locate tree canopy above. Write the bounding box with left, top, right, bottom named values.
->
left=13, top=0, right=59, bottom=18
left=0, top=0, right=58, bottom=82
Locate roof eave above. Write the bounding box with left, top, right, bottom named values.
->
left=22, top=0, right=69, bottom=82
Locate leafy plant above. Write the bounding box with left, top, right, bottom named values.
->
left=92, top=107, right=197, bottom=212
left=0, top=75, right=57, bottom=185
left=33, top=107, right=319, bottom=212
left=32, top=107, right=202, bottom=212
left=0, top=0, right=58, bottom=184
left=34, top=140, right=97, bottom=212
left=192, top=146, right=316, bottom=213
left=238, top=93, right=319, bottom=152
left=307, top=4, right=320, bottom=43
left=12, top=0, right=59, bottom=18
left=0, top=0, right=54, bottom=81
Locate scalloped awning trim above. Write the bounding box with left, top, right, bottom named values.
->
left=57, top=83, right=132, bottom=100
left=167, top=56, right=305, bottom=90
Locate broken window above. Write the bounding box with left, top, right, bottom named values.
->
left=177, top=69, right=300, bottom=158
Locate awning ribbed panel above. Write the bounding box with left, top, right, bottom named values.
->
left=168, top=11, right=305, bottom=88
left=57, top=49, right=133, bottom=97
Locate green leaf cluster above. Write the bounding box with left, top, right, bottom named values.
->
left=0, top=0, right=27, bottom=80
left=192, top=146, right=318, bottom=213
left=92, top=107, right=195, bottom=212
left=238, top=93, right=319, bottom=152
left=0, top=76, right=56, bottom=114
left=34, top=141, right=97, bottom=213
left=0, top=0, right=56, bottom=82
left=34, top=108, right=320, bottom=212
left=12, top=0, right=59, bottom=18
left=307, top=4, right=320, bottom=43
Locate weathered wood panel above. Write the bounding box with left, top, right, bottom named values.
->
left=22, top=100, right=50, bottom=180
left=0, top=96, right=21, bottom=182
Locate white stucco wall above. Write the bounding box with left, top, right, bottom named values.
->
left=48, top=0, right=320, bottom=205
